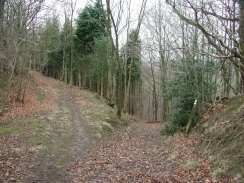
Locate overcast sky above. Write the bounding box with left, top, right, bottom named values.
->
left=75, top=0, right=88, bottom=18
left=74, top=0, right=144, bottom=17
left=43, top=0, right=152, bottom=46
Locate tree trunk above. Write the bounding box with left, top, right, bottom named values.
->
left=105, top=0, right=122, bottom=117
left=61, top=42, right=66, bottom=82
left=239, top=0, right=244, bottom=93
left=101, top=75, right=103, bottom=97
left=115, top=34, right=122, bottom=117
left=0, top=0, right=5, bottom=38
left=123, top=56, right=133, bottom=112
left=150, top=56, right=158, bottom=121
left=239, top=0, right=244, bottom=62
left=81, top=61, right=87, bottom=87
left=0, top=0, right=6, bottom=78
left=101, top=1, right=115, bottom=107
left=61, top=14, right=68, bottom=82
left=69, top=0, right=77, bottom=87
left=241, top=75, right=244, bottom=92
left=186, top=99, right=197, bottom=134
left=106, top=38, right=115, bottom=106
left=78, top=63, right=81, bottom=87
left=69, top=24, right=73, bottom=86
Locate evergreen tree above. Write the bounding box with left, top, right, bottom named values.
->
left=161, top=55, right=218, bottom=135
left=74, top=0, right=106, bottom=88
left=88, top=36, right=108, bottom=94
left=41, top=16, right=62, bottom=79
left=74, top=0, right=106, bottom=55
left=121, top=29, right=142, bottom=114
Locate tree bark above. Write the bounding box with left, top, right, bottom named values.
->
left=0, top=0, right=5, bottom=36
left=61, top=14, right=68, bottom=82
left=186, top=99, right=197, bottom=134
left=239, top=0, right=244, bottom=92
left=105, top=0, right=123, bottom=117
left=69, top=0, right=77, bottom=86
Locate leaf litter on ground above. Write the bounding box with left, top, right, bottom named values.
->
left=0, top=72, right=236, bottom=182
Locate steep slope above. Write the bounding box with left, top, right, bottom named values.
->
left=0, top=72, right=136, bottom=182
left=195, top=95, right=244, bottom=182
left=1, top=72, right=243, bottom=182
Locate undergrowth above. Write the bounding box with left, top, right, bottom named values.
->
left=196, top=95, right=244, bottom=181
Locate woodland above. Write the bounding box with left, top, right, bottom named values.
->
left=1, top=0, right=244, bottom=133
left=0, top=0, right=244, bottom=182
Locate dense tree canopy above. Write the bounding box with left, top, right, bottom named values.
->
left=1, top=0, right=244, bottom=134
left=74, top=0, right=106, bottom=55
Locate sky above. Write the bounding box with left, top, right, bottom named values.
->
left=43, top=0, right=88, bottom=22
left=74, top=0, right=88, bottom=18
left=43, top=0, right=151, bottom=46
left=74, top=0, right=144, bottom=17
left=44, top=0, right=146, bottom=23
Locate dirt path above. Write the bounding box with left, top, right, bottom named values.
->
left=19, top=73, right=174, bottom=182
left=1, top=73, right=235, bottom=182
left=68, top=121, right=226, bottom=182
left=20, top=73, right=93, bottom=182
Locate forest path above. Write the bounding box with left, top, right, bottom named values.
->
left=20, top=72, right=93, bottom=182
left=68, top=121, right=213, bottom=183
left=0, top=72, right=230, bottom=182
left=21, top=73, right=177, bottom=182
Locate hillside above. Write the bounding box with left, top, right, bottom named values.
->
left=0, top=72, right=243, bottom=182
left=195, top=95, right=244, bottom=182
left=1, top=0, right=244, bottom=182
left=0, top=71, right=135, bottom=182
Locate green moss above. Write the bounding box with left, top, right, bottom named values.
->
left=58, top=146, right=69, bottom=153
left=0, top=118, right=49, bottom=143
left=0, top=120, right=15, bottom=127
left=88, top=126, right=108, bottom=136
left=183, top=161, right=199, bottom=170
left=92, top=126, right=103, bottom=135
left=27, top=134, right=48, bottom=146
left=53, top=145, right=70, bottom=166
left=167, top=151, right=179, bottom=160
left=56, top=157, right=67, bottom=166
left=0, top=127, right=15, bottom=136
left=212, top=168, right=224, bottom=181
left=37, top=88, right=46, bottom=102
left=101, top=125, right=113, bottom=133
left=2, top=119, right=46, bottom=135
left=38, top=148, right=47, bottom=155
left=81, top=90, right=98, bottom=102
left=94, top=109, right=117, bottom=123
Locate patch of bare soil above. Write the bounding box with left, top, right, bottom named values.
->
left=0, top=72, right=93, bottom=182
left=21, top=72, right=93, bottom=183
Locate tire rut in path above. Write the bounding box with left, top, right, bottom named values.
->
left=50, top=88, right=92, bottom=182
left=24, top=86, right=91, bottom=182
left=63, top=93, right=91, bottom=156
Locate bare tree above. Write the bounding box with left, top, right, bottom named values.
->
left=0, top=0, right=45, bottom=113
left=122, top=0, right=147, bottom=113
left=166, top=0, right=244, bottom=92
left=141, top=0, right=173, bottom=121
left=0, top=0, right=5, bottom=36
left=105, top=0, right=124, bottom=117
left=60, top=13, right=70, bottom=84
left=68, top=0, right=77, bottom=86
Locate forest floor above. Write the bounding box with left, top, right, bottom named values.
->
left=0, top=72, right=240, bottom=182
